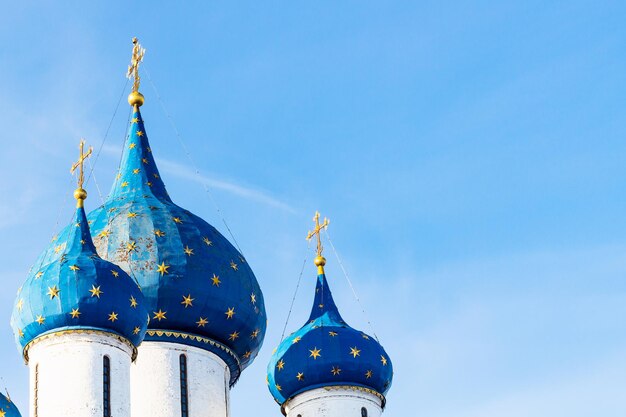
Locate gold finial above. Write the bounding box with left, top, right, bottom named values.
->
left=306, top=211, right=330, bottom=274
left=127, top=37, right=146, bottom=107
left=70, top=139, right=93, bottom=208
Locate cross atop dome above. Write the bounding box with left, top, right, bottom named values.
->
left=127, top=37, right=146, bottom=107
left=306, top=211, right=330, bottom=274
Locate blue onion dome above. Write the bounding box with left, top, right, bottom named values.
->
left=267, top=256, right=393, bottom=406
left=0, top=392, right=22, bottom=417
left=10, top=186, right=149, bottom=362
left=84, top=100, right=266, bottom=385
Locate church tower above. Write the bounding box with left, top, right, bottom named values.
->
left=10, top=141, right=149, bottom=417
left=267, top=213, right=393, bottom=417
left=85, top=39, right=267, bottom=417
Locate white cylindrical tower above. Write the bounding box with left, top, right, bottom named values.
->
left=131, top=341, right=231, bottom=417
left=283, top=387, right=383, bottom=417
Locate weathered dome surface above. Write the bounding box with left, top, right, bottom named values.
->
left=11, top=206, right=149, bottom=360
left=86, top=107, right=266, bottom=384
left=267, top=271, right=393, bottom=405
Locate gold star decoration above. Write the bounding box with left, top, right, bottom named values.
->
left=16, top=299, right=24, bottom=311
left=349, top=346, right=361, bottom=358
left=276, top=384, right=282, bottom=392
left=142, top=158, right=149, bottom=164
left=130, top=295, right=138, bottom=308
left=36, top=315, right=45, bottom=325
left=70, top=308, right=81, bottom=318
left=309, top=347, right=322, bottom=360
left=69, top=265, right=80, bottom=271
left=362, top=334, right=370, bottom=340
left=80, top=239, right=86, bottom=245
left=329, top=331, right=338, bottom=337
left=126, top=241, right=138, bottom=252
left=196, top=317, right=208, bottom=327
left=129, top=143, right=136, bottom=149
left=136, top=131, right=144, bottom=137
left=296, top=372, right=304, bottom=381
left=202, top=237, right=213, bottom=246
left=153, top=172, right=159, bottom=178
left=183, top=246, right=194, bottom=256
left=331, top=366, right=341, bottom=376
left=153, top=310, right=167, bottom=321
left=276, top=359, right=285, bottom=371
left=133, top=168, right=140, bottom=174
left=230, top=260, right=238, bottom=271
left=108, top=312, right=119, bottom=322
left=225, top=307, right=235, bottom=319
left=381, top=355, right=388, bottom=366
left=229, top=331, right=240, bottom=341
left=292, top=336, right=301, bottom=344
left=111, top=270, right=119, bottom=278
left=251, top=329, right=260, bottom=339
left=133, top=327, right=141, bottom=335
left=0, top=408, right=6, bottom=417
left=181, top=294, right=194, bottom=308
left=250, top=293, right=257, bottom=304
left=89, top=285, right=103, bottom=298
left=18, top=329, right=24, bottom=338
left=173, top=217, right=183, bottom=224
left=54, top=244, right=63, bottom=253
left=243, top=351, right=252, bottom=359
left=211, top=274, right=221, bottom=287
left=146, top=181, right=153, bottom=187
left=154, top=229, right=165, bottom=237
left=127, top=212, right=138, bottom=218
left=100, top=230, right=110, bottom=238
left=156, top=262, right=170, bottom=276
left=365, top=370, right=373, bottom=379
left=131, top=117, right=139, bottom=124
left=35, top=271, right=43, bottom=279
left=47, top=286, right=60, bottom=300
left=121, top=181, right=129, bottom=187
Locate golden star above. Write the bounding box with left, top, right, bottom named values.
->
left=126, top=241, right=137, bottom=252
left=121, top=181, right=129, bottom=187
left=127, top=212, right=138, bottom=218
left=211, top=274, right=221, bottom=286
left=243, top=351, right=252, bottom=359
left=35, top=271, right=43, bottom=279
left=251, top=329, right=260, bottom=339
left=202, top=237, right=213, bottom=246
left=229, top=260, right=238, bottom=271
left=129, top=295, right=138, bottom=308
left=133, top=327, right=141, bottom=335
left=296, top=372, right=304, bottom=381
left=154, top=229, right=165, bottom=237
left=47, top=286, right=60, bottom=300
left=173, top=217, right=182, bottom=224
left=70, top=308, right=81, bottom=318
left=229, top=331, right=240, bottom=341
left=100, top=230, right=110, bottom=238
left=292, top=336, right=301, bottom=344
left=225, top=307, right=235, bottom=319
left=108, top=312, right=119, bottom=322
left=181, top=294, right=194, bottom=308
left=365, top=370, right=373, bottom=379
left=276, top=384, right=282, bottom=392
left=309, top=347, right=322, bottom=360
left=349, top=346, right=361, bottom=358
left=147, top=147, right=152, bottom=153
left=54, top=244, right=63, bottom=253
left=69, top=265, right=80, bottom=271
left=331, top=366, right=341, bottom=376
left=18, top=328, right=24, bottom=338
left=136, top=131, right=144, bottom=137
left=133, top=168, right=140, bottom=174
left=80, top=239, right=86, bottom=245
left=153, top=172, right=159, bottom=178
left=129, top=143, right=137, bottom=149
left=89, top=285, right=103, bottom=298
left=142, top=157, right=149, bottom=164
left=250, top=293, right=257, bottom=304
left=329, top=331, right=338, bottom=337
left=276, top=359, right=285, bottom=371
left=380, top=355, right=388, bottom=366
left=0, top=408, right=6, bottom=417
left=131, top=117, right=139, bottom=124
left=156, top=262, right=170, bottom=276
left=16, top=299, right=23, bottom=311
left=153, top=310, right=167, bottom=321
left=146, top=181, right=153, bottom=187
left=196, top=317, right=208, bottom=327
left=36, top=315, right=45, bottom=325
left=362, top=333, right=370, bottom=340
left=183, top=246, right=194, bottom=256
left=111, top=270, right=119, bottom=278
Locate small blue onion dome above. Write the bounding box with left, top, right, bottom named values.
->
left=0, top=392, right=22, bottom=417
left=10, top=202, right=149, bottom=361
left=84, top=104, right=266, bottom=385
left=267, top=262, right=393, bottom=405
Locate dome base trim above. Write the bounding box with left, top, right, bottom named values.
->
left=144, top=329, right=242, bottom=386
left=22, top=327, right=137, bottom=364
left=280, top=384, right=386, bottom=414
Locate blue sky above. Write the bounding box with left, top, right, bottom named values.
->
left=1, top=1, right=626, bottom=416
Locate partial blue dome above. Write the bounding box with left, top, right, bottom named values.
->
left=85, top=106, right=266, bottom=385
left=0, top=392, right=22, bottom=417
left=267, top=270, right=393, bottom=405
left=10, top=205, right=149, bottom=360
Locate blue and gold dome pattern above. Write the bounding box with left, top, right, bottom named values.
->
left=0, top=392, right=22, bottom=417
left=10, top=203, right=149, bottom=360
left=85, top=106, right=266, bottom=384
left=267, top=267, right=393, bottom=405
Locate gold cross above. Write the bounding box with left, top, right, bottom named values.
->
left=70, top=139, right=93, bottom=190
left=306, top=211, right=330, bottom=257
left=127, top=37, right=145, bottom=92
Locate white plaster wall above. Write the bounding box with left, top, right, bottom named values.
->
left=27, top=332, right=133, bottom=417
left=131, top=341, right=230, bottom=417
left=283, top=387, right=383, bottom=417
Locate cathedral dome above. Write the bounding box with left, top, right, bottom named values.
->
left=85, top=105, right=266, bottom=384
left=10, top=199, right=149, bottom=362
left=267, top=259, right=393, bottom=406
left=0, top=392, right=22, bottom=417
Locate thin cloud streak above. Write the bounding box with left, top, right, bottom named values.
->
left=99, top=144, right=296, bottom=212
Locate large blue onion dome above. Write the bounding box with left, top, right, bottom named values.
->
left=0, top=392, right=22, bottom=417
left=85, top=100, right=266, bottom=385
left=10, top=186, right=149, bottom=362
left=267, top=256, right=393, bottom=407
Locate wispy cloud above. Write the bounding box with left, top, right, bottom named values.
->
left=99, top=144, right=296, bottom=213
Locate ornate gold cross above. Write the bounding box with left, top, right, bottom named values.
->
left=306, top=211, right=330, bottom=257
left=127, top=37, right=145, bottom=92
left=70, top=139, right=93, bottom=190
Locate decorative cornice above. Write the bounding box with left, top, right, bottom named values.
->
left=23, top=328, right=137, bottom=363
left=281, top=384, right=386, bottom=415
